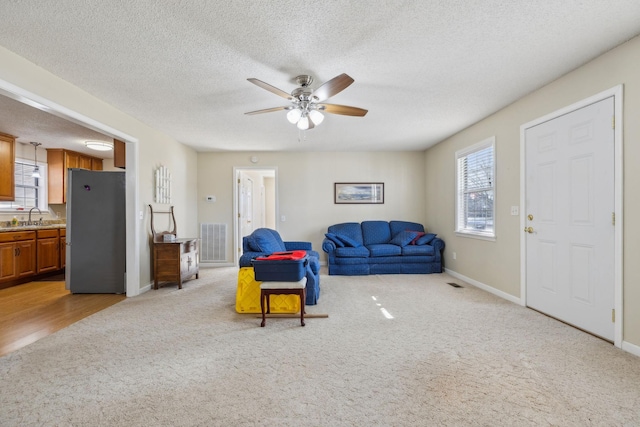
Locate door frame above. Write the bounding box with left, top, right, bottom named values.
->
left=0, top=78, right=141, bottom=297
left=519, top=85, right=623, bottom=348
left=232, top=166, right=278, bottom=266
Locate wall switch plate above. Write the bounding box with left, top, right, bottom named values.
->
left=510, top=206, right=519, bottom=216
left=281, top=215, right=286, bottom=222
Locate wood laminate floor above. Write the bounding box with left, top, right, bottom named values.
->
left=0, top=280, right=125, bottom=357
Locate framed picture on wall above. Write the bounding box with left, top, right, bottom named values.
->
left=334, top=183, right=384, bottom=204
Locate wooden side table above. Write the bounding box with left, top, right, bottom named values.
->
left=153, top=238, right=199, bottom=289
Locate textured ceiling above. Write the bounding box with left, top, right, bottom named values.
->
left=1, top=0, right=640, bottom=153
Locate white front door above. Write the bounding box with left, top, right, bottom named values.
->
left=525, top=96, right=615, bottom=341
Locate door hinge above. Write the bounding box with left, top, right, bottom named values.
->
left=612, top=212, right=615, bottom=226
left=612, top=309, right=615, bottom=323
left=612, top=116, right=615, bottom=129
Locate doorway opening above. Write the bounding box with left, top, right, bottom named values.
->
left=233, top=167, right=277, bottom=264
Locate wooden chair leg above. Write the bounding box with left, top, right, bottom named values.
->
left=300, top=289, right=305, bottom=327
left=260, top=291, right=266, bottom=327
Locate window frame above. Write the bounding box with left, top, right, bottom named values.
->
left=0, top=157, right=49, bottom=214
left=455, top=136, right=496, bottom=241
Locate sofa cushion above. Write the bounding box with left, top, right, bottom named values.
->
left=335, top=246, right=370, bottom=258
left=415, top=233, right=437, bottom=245
left=249, top=228, right=286, bottom=253
left=389, top=221, right=425, bottom=236
left=402, top=245, right=435, bottom=256
left=328, top=222, right=364, bottom=246
left=389, top=230, right=420, bottom=247
left=324, top=233, right=345, bottom=247
left=367, top=243, right=402, bottom=257
left=361, top=221, right=392, bottom=245
left=335, top=234, right=362, bottom=247
left=409, top=231, right=426, bottom=245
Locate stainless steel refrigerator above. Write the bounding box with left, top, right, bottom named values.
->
left=65, top=168, right=126, bottom=294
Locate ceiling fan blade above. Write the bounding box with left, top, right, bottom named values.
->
left=245, top=106, right=288, bottom=115
left=247, top=78, right=293, bottom=100
left=318, top=104, right=368, bottom=117
left=313, top=74, right=354, bottom=102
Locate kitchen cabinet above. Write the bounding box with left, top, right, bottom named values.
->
left=114, top=138, right=125, bottom=169
left=0, top=132, right=16, bottom=201
left=36, top=229, right=59, bottom=273
left=47, top=149, right=104, bottom=204
left=153, top=238, right=199, bottom=289
left=59, top=228, right=66, bottom=269
left=0, top=231, right=36, bottom=284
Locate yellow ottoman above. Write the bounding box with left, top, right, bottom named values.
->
left=236, top=267, right=301, bottom=313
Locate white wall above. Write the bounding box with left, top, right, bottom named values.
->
left=197, top=151, right=427, bottom=264
left=424, top=35, right=640, bottom=347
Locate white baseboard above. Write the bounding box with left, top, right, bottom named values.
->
left=622, top=340, right=640, bottom=357
left=444, top=268, right=522, bottom=305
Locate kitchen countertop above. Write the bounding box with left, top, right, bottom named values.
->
left=0, top=224, right=66, bottom=232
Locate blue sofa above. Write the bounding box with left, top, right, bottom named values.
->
left=239, top=228, right=321, bottom=305
left=322, top=220, right=444, bottom=275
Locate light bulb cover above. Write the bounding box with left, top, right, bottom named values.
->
left=308, top=110, right=324, bottom=125
left=85, top=140, right=113, bottom=151
left=31, top=166, right=41, bottom=179
left=297, top=116, right=310, bottom=130
left=286, top=108, right=302, bottom=124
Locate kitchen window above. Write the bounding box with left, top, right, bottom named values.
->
left=0, top=160, right=48, bottom=212
left=455, top=137, right=495, bottom=240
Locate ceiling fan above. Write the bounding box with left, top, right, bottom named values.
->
left=245, top=73, right=368, bottom=130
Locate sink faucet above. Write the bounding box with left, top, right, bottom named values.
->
left=28, top=207, right=42, bottom=225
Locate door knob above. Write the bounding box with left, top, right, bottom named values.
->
left=528, top=214, right=534, bottom=221
left=524, top=227, right=534, bottom=234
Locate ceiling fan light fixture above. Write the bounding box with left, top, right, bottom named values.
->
left=85, top=140, right=113, bottom=151
left=286, top=108, right=302, bottom=124
left=308, top=110, right=324, bottom=125
left=297, top=115, right=310, bottom=130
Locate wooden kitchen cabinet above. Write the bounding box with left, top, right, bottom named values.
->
left=59, top=228, right=66, bottom=269
left=0, top=132, right=16, bottom=201
left=0, top=231, right=36, bottom=285
left=36, top=229, right=60, bottom=273
left=47, top=149, right=104, bottom=203
left=153, top=238, right=199, bottom=289
left=114, top=138, right=126, bottom=169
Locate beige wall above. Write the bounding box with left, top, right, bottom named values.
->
left=0, top=45, right=198, bottom=294
left=424, top=35, right=640, bottom=346
left=197, top=151, right=427, bottom=263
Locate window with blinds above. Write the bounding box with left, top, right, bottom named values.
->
left=0, top=161, right=41, bottom=210
left=455, top=137, right=495, bottom=239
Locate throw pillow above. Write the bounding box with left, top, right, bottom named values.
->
left=415, top=233, right=437, bottom=245
left=409, top=231, right=426, bottom=245
left=335, top=234, right=362, bottom=248
left=251, top=230, right=285, bottom=253
left=389, top=230, right=420, bottom=247
left=325, top=233, right=345, bottom=247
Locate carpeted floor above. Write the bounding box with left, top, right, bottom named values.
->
left=1, top=267, right=639, bottom=426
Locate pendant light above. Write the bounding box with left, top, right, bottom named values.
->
left=30, top=142, right=42, bottom=178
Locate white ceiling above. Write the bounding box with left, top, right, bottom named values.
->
left=1, top=1, right=640, bottom=153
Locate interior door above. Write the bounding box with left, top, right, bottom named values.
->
left=239, top=172, right=254, bottom=242
left=524, top=97, right=615, bottom=341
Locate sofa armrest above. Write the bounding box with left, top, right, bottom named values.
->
left=239, top=251, right=264, bottom=268
left=284, top=241, right=312, bottom=251
left=322, top=238, right=337, bottom=253
left=431, top=237, right=445, bottom=258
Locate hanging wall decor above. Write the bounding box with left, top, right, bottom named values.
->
left=155, top=165, right=171, bottom=204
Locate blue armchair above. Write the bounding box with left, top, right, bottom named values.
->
left=239, top=228, right=321, bottom=305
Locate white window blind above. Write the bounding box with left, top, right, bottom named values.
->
left=456, top=137, right=495, bottom=239
left=0, top=161, right=41, bottom=211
